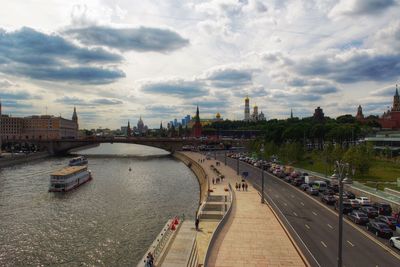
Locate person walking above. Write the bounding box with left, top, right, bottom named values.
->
left=245, top=183, right=248, bottom=191
left=195, top=217, right=200, bottom=231
left=212, top=177, right=215, bottom=184
left=242, top=183, right=245, bottom=191
left=235, top=182, right=238, bottom=190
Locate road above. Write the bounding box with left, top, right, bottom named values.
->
left=217, top=154, right=400, bottom=267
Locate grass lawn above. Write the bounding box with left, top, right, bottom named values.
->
left=293, top=152, right=400, bottom=184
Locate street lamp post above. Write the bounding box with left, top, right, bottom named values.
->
left=334, top=161, right=352, bottom=267
left=236, top=156, right=239, bottom=175
left=260, top=144, right=265, bottom=203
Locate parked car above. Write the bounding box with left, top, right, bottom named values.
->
left=334, top=201, right=353, bottom=214
left=321, top=194, right=336, bottom=205
left=306, top=187, right=319, bottom=196
left=372, top=202, right=392, bottom=216
left=348, top=199, right=361, bottom=209
left=328, top=184, right=339, bottom=193
left=292, top=177, right=304, bottom=186
left=348, top=211, right=369, bottom=225
left=360, top=206, right=379, bottom=218
left=313, top=181, right=328, bottom=192
left=389, top=236, right=400, bottom=250
left=366, top=222, right=393, bottom=238
left=284, top=176, right=292, bottom=183
left=375, top=215, right=397, bottom=230
left=356, top=197, right=371, bottom=206
left=344, top=191, right=356, bottom=199
left=300, top=183, right=309, bottom=191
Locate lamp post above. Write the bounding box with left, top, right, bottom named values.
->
left=236, top=156, right=239, bottom=175
left=334, top=161, right=352, bottom=267
left=260, top=144, right=265, bottom=203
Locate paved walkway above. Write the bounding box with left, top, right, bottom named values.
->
left=183, top=152, right=306, bottom=267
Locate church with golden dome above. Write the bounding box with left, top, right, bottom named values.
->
left=244, top=96, right=266, bottom=122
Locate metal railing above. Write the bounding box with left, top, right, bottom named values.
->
left=137, top=215, right=185, bottom=267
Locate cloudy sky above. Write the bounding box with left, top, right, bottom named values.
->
left=0, top=0, right=399, bottom=129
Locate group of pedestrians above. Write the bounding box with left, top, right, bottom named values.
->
left=235, top=182, right=248, bottom=191
left=212, top=175, right=224, bottom=184
left=198, top=158, right=206, bottom=163
left=144, top=252, right=154, bottom=267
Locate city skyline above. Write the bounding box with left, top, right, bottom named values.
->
left=0, top=0, right=399, bottom=128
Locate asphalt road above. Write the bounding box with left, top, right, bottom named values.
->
left=217, top=155, right=400, bottom=267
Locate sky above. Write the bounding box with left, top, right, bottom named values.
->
left=0, top=0, right=400, bottom=129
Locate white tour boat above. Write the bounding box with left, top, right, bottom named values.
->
left=69, top=156, right=88, bottom=166
left=49, top=165, right=92, bottom=192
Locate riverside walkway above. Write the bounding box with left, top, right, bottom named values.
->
left=182, top=152, right=307, bottom=267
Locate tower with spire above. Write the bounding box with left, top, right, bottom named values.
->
left=244, top=96, right=250, bottom=121
left=355, top=105, right=364, bottom=121
left=71, top=106, right=79, bottom=138
left=127, top=120, right=131, bottom=137
left=192, top=106, right=202, bottom=138
left=379, top=84, right=400, bottom=129
left=290, top=109, right=293, bottom=119
left=392, top=84, right=400, bottom=111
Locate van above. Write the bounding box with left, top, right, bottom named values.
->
left=313, top=181, right=327, bottom=192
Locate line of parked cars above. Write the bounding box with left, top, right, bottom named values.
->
left=227, top=153, right=400, bottom=249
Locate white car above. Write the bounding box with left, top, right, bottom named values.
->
left=355, top=197, right=371, bottom=206
left=389, top=237, right=400, bottom=250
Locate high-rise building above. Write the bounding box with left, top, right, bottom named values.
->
left=127, top=120, right=131, bottom=136
left=137, top=116, right=145, bottom=134
left=244, top=96, right=250, bottom=121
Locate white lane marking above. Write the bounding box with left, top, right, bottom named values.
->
left=300, top=202, right=305, bottom=206
left=312, top=211, right=318, bottom=216
left=347, top=240, right=355, bottom=247
left=247, top=163, right=400, bottom=262
left=321, top=241, right=327, bottom=248
left=252, top=183, right=321, bottom=267
left=327, top=224, right=333, bottom=229
left=305, top=224, right=310, bottom=230
left=283, top=202, right=288, bottom=206
left=293, top=212, right=298, bottom=217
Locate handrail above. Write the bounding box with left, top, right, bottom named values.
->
left=136, top=215, right=184, bottom=267
left=203, top=183, right=235, bottom=266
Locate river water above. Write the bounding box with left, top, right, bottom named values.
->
left=0, top=143, right=199, bottom=266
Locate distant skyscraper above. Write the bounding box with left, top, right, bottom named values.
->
left=174, top=118, right=178, bottom=127
left=185, top=115, right=191, bottom=125
left=137, top=116, right=145, bottom=134
left=244, top=96, right=250, bottom=121
left=290, top=109, right=293, bottom=119
left=127, top=120, right=131, bottom=136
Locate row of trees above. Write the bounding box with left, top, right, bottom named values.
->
left=250, top=139, right=374, bottom=178
left=207, top=114, right=379, bottom=147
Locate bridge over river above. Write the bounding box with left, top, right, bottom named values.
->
left=15, top=137, right=250, bottom=155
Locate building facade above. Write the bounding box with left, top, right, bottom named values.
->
left=313, top=107, right=325, bottom=122
left=355, top=105, right=365, bottom=122
left=0, top=104, right=79, bottom=141
left=379, top=85, right=400, bottom=129
left=244, top=97, right=266, bottom=122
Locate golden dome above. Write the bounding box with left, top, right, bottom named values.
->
left=245, top=95, right=249, bottom=101
left=216, top=112, right=221, bottom=119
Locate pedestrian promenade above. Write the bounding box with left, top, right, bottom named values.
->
left=182, top=152, right=307, bottom=267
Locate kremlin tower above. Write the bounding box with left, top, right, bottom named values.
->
left=192, top=106, right=202, bottom=138
left=379, top=85, right=400, bottom=129
left=244, top=96, right=250, bottom=121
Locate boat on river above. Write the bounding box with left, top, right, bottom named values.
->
left=49, top=165, right=92, bottom=192
left=69, top=156, right=88, bottom=166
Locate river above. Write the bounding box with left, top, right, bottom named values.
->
left=0, top=143, right=199, bottom=266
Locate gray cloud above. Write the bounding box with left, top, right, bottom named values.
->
left=56, top=96, right=123, bottom=106
left=91, top=98, right=123, bottom=105
left=141, top=80, right=208, bottom=97
left=330, top=0, right=396, bottom=17
left=0, top=27, right=125, bottom=84
left=65, top=26, right=189, bottom=52
left=293, top=50, right=400, bottom=83
left=0, top=90, right=42, bottom=100
left=369, top=84, right=397, bottom=96
left=1, top=99, right=33, bottom=109
left=205, top=67, right=254, bottom=88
